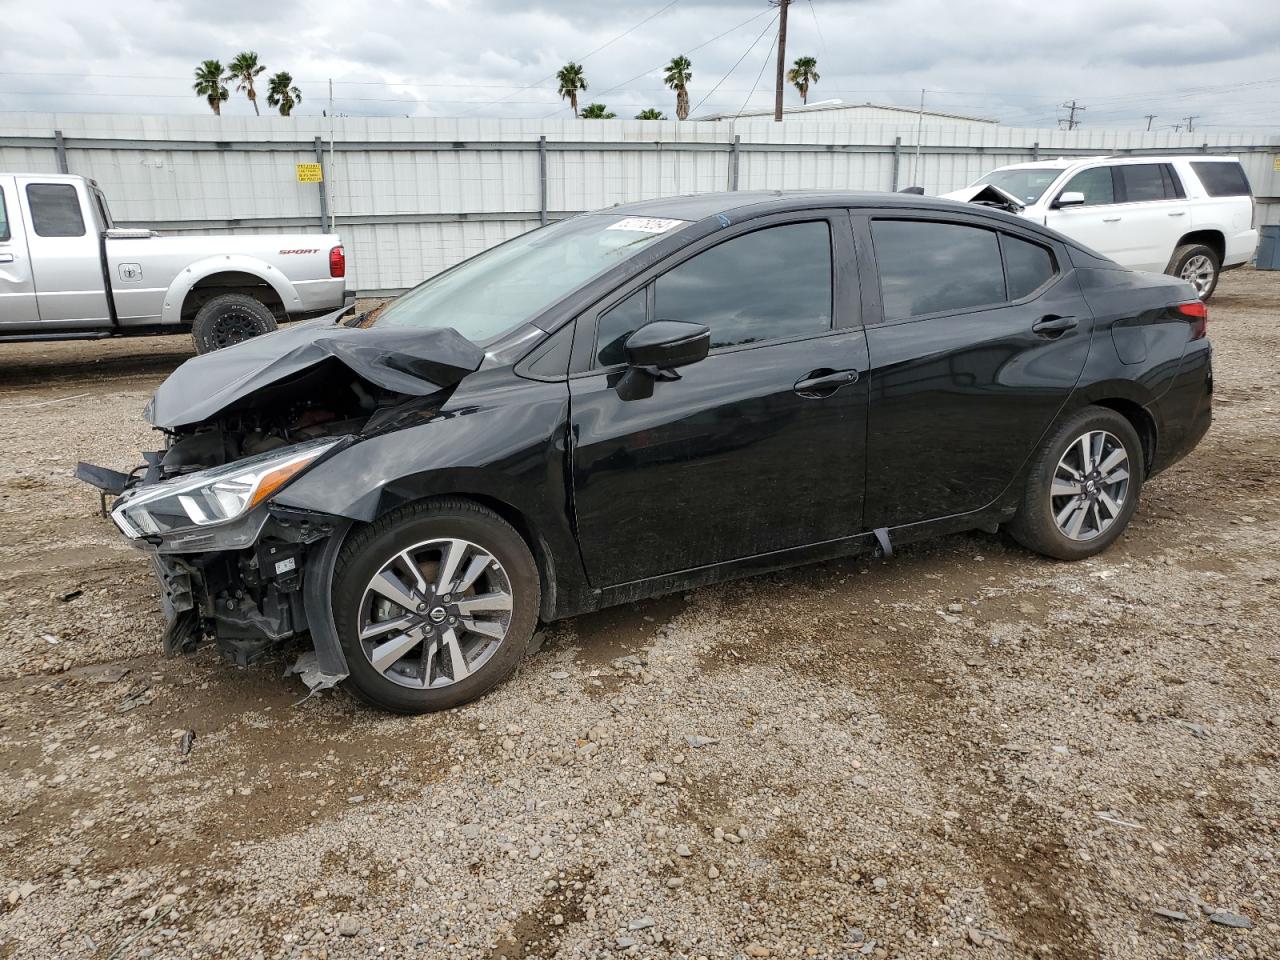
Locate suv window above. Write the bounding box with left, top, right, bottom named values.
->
left=1119, top=164, right=1170, bottom=203
left=652, top=221, right=833, bottom=350
left=0, top=188, right=9, bottom=242
left=1060, top=167, right=1114, bottom=206
left=1002, top=235, right=1056, bottom=300
left=872, top=220, right=1005, bottom=320
left=1191, top=161, right=1253, bottom=198
left=26, top=183, right=86, bottom=238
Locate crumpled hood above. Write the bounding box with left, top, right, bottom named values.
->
left=148, top=316, right=486, bottom=429
left=939, top=183, right=1027, bottom=213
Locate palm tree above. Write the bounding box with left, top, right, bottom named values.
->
left=580, top=103, right=616, bottom=119
left=787, top=56, right=820, bottom=105
left=228, top=51, right=267, bottom=116
left=193, top=60, right=229, bottom=116
left=556, top=62, right=588, bottom=118
left=635, top=108, right=666, bottom=120
left=266, top=71, right=303, bottom=117
left=664, top=56, right=692, bottom=121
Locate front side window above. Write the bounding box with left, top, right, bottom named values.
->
left=872, top=220, right=1005, bottom=321
left=0, top=187, right=9, bottom=242
left=1119, top=164, right=1168, bottom=203
left=653, top=221, right=833, bottom=350
left=368, top=213, right=688, bottom=344
left=1191, top=161, right=1252, bottom=198
left=1059, top=167, right=1114, bottom=206
left=26, top=183, right=86, bottom=237
left=595, top=288, right=647, bottom=366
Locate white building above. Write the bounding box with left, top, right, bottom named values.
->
left=695, top=98, right=998, bottom=128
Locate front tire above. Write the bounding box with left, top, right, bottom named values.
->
left=331, top=499, right=540, bottom=714
left=191, top=293, right=278, bottom=353
left=1008, top=406, right=1144, bottom=561
left=1168, top=243, right=1220, bottom=301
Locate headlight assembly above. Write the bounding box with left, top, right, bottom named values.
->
left=112, top=438, right=344, bottom=541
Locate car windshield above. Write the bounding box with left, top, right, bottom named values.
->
left=365, top=214, right=689, bottom=342
left=975, top=168, right=1063, bottom=204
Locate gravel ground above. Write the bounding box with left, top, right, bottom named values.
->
left=0, top=270, right=1276, bottom=960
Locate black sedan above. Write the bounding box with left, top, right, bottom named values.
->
left=85, top=191, right=1213, bottom=713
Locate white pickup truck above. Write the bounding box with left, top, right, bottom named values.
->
left=0, top=173, right=350, bottom=352
left=944, top=155, right=1258, bottom=299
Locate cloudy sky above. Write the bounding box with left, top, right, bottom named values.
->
left=1, top=0, right=1277, bottom=130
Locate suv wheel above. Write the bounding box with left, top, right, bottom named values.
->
left=332, top=499, right=540, bottom=714
left=191, top=293, right=278, bottom=353
left=1169, top=243, right=1220, bottom=301
left=1008, top=406, right=1145, bottom=561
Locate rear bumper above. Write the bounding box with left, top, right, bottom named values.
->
left=290, top=277, right=347, bottom=316
left=1223, top=228, right=1258, bottom=268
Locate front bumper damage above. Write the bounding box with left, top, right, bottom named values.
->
left=80, top=465, right=354, bottom=693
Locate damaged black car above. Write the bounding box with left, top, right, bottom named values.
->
left=82, top=191, right=1213, bottom=713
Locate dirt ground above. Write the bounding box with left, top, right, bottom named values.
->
left=0, top=271, right=1276, bottom=960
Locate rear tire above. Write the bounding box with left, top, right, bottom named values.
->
left=1168, top=243, right=1220, bottom=301
left=1008, top=406, right=1145, bottom=561
left=191, top=293, right=278, bottom=353
left=332, top=498, right=540, bottom=714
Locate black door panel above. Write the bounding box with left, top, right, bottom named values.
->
left=859, top=214, right=1094, bottom=529
left=570, top=331, right=869, bottom=585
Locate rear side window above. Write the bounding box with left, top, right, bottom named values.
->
left=26, top=183, right=86, bottom=238
left=1119, top=164, right=1169, bottom=203
left=872, top=220, right=1005, bottom=321
left=653, top=221, right=833, bottom=350
left=1191, top=161, right=1253, bottom=198
left=1060, top=167, right=1114, bottom=206
left=1001, top=235, right=1056, bottom=299
left=0, top=188, right=9, bottom=241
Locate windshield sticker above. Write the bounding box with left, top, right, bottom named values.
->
left=606, top=216, right=689, bottom=234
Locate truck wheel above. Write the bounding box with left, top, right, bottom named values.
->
left=1007, top=406, right=1144, bottom=561
left=331, top=498, right=540, bottom=714
left=191, top=293, right=278, bottom=353
left=1168, top=244, right=1220, bottom=301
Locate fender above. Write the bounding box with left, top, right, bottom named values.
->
left=160, top=253, right=302, bottom=325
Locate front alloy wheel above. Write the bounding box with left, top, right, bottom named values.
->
left=332, top=499, right=540, bottom=713
left=358, top=538, right=514, bottom=689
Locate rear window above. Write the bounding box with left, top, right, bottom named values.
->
left=1191, top=161, right=1252, bottom=198
left=26, top=183, right=86, bottom=238
left=0, top=188, right=9, bottom=242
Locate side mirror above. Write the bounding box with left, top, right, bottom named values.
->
left=1054, top=191, right=1085, bottom=209
left=624, top=320, right=710, bottom=375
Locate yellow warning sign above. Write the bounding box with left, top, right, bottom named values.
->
left=1273, top=155, right=1280, bottom=172
left=296, top=162, right=323, bottom=183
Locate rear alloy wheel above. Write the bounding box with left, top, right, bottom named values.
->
left=191, top=293, right=278, bottom=353
left=332, top=499, right=540, bottom=713
left=1169, top=243, right=1220, bottom=301
left=1008, top=406, right=1144, bottom=560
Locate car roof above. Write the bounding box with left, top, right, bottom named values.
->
left=991, top=154, right=1241, bottom=173
left=599, top=189, right=1011, bottom=222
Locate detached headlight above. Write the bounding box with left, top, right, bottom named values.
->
left=112, top=438, right=343, bottom=540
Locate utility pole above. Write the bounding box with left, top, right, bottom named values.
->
left=1144, top=114, right=1157, bottom=131
left=773, top=0, right=790, bottom=122
left=1183, top=115, right=1199, bottom=133
left=1059, top=99, right=1085, bottom=130
left=912, top=88, right=925, bottom=186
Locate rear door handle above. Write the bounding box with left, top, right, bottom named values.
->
left=794, top=368, right=859, bottom=398
left=1102, top=216, right=1122, bottom=223
left=1031, top=314, right=1078, bottom=337
left=1168, top=211, right=1186, bottom=217
left=0, top=253, right=14, bottom=263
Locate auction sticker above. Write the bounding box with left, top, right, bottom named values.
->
left=607, top=216, right=689, bottom=234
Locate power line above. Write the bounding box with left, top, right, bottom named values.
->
left=735, top=19, right=780, bottom=118
left=688, top=12, right=779, bottom=118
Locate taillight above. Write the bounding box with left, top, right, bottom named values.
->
left=1173, top=300, right=1208, bottom=340
left=329, top=245, right=345, bottom=278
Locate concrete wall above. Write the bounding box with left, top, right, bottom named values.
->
left=3, top=113, right=1276, bottom=294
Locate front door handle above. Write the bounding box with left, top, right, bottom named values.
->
left=1032, top=314, right=1078, bottom=337
left=0, top=253, right=14, bottom=263
left=1168, top=211, right=1186, bottom=217
left=1102, top=216, right=1122, bottom=223
left=794, top=368, right=859, bottom=398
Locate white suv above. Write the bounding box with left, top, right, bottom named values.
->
left=945, top=156, right=1258, bottom=299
